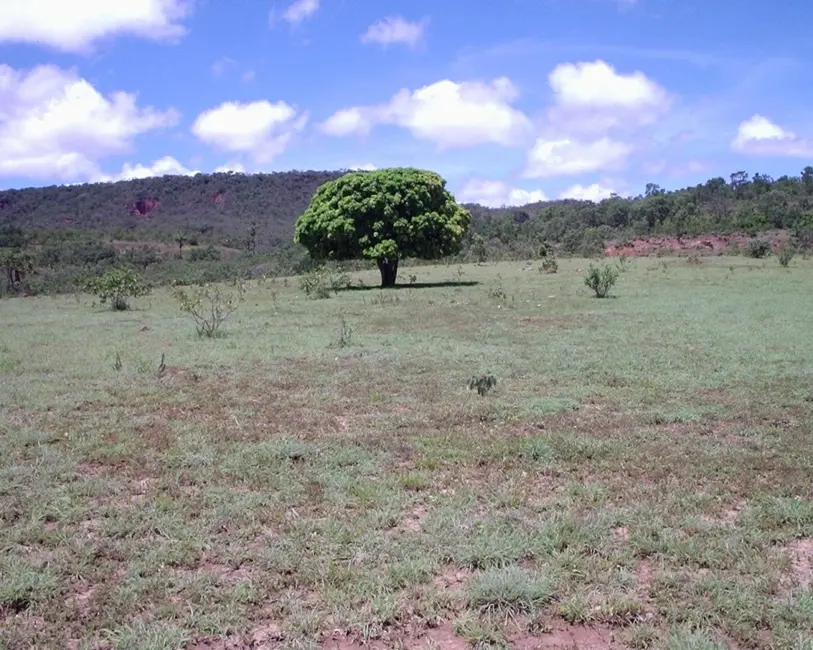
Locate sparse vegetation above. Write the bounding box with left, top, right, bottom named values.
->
left=2, top=240, right=813, bottom=649
left=779, top=248, right=795, bottom=267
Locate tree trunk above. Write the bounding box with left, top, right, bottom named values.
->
left=377, top=258, right=399, bottom=288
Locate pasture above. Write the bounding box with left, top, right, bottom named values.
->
left=1, top=257, right=812, bottom=650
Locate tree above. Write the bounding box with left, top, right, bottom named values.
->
left=174, top=231, right=187, bottom=259
left=0, top=249, right=34, bottom=294
left=294, top=168, right=471, bottom=288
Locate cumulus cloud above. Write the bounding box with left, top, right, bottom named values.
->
left=524, top=137, right=632, bottom=178
left=320, top=77, right=532, bottom=148
left=361, top=16, right=427, bottom=48
left=0, top=64, right=179, bottom=181
left=457, top=179, right=548, bottom=207
left=559, top=183, right=618, bottom=202
left=95, top=156, right=198, bottom=183
left=546, top=59, right=670, bottom=134
left=731, top=114, right=813, bottom=157
left=349, top=163, right=377, bottom=171
left=0, top=0, right=193, bottom=52
left=191, top=100, right=307, bottom=163
left=281, top=0, right=319, bottom=24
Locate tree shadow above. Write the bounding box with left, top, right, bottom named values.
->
left=336, top=280, right=480, bottom=292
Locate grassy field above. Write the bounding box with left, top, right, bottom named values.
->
left=1, top=256, right=812, bottom=650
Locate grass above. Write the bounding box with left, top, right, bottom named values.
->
left=1, top=256, right=812, bottom=649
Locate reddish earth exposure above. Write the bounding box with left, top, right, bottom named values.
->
left=605, top=232, right=789, bottom=256
left=131, top=197, right=160, bottom=216
left=212, top=191, right=226, bottom=204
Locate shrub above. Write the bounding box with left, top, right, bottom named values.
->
left=746, top=239, right=771, bottom=259
left=468, top=373, right=497, bottom=396
left=778, top=248, right=795, bottom=268
left=540, top=257, right=559, bottom=274
left=188, top=245, right=222, bottom=262
left=299, top=265, right=352, bottom=299
left=81, top=267, right=151, bottom=310
left=172, top=279, right=246, bottom=338
left=584, top=263, right=619, bottom=298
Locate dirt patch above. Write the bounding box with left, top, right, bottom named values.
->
left=612, top=526, right=629, bottom=542
left=401, top=504, right=428, bottom=533
left=187, top=635, right=249, bottom=649
left=783, top=538, right=813, bottom=591
left=321, top=623, right=468, bottom=650
left=511, top=618, right=624, bottom=649
left=635, top=559, right=654, bottom=595
left=434, top=566, right=471, bottom=591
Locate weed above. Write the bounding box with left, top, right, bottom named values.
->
left=299, top=265, right=351, bottom=299
left=469, top=373, right=497, bottom=396
left=584, top=262, right=619, bottom=298
left=332, top=313, right=354, bottom=348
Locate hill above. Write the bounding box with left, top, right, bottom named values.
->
left=0, top=171, right=345, bottom=248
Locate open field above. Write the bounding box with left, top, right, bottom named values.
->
left=1, top=256, right=812, bottom=650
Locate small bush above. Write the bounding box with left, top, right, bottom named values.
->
left=584, top=263, right=619, bottom=298
left=540, top=257, right=559, bottom=274
left=172, top=279, right=246, bottom=338
left=188, top=245, right=222, bottom=262
left=299, top=265, right=352, bottom=299
left=469, top=373, right=497, bottom=396
left=778, top=248, right=795, bottom=267
left=746, top=239, right=771, bottom=259
left=81, top=267, right=151, bottom=310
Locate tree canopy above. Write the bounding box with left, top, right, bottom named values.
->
left=293, top=168, right=472, bottom=287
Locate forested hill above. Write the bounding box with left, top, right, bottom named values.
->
left=2, top=167, right=813, bottom=256
left=0, top=171, right=344, bottom=245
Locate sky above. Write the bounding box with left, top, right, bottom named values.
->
left=1, top=0, right=812, bottom=206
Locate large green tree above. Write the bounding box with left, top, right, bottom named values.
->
left=294, top=168, right=471, bottom=287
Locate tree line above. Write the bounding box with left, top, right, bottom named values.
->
left=1, top=166, right=812, bottom=296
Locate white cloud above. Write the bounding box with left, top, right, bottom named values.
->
left=524, top=137, right=632, bottom=178
left=95, top=156, right=198, bottom=183
left=321, top=108, right=372, bottom=136
left=281, top=0, right=319, bottom=24
left=349, top=163, right=377, bottom=171
left=191, top=100, right=307, bottom=163
left=0, top=64, right=179, bottom=181
left=214, top=161, right=246, bottom=173
left=457, top=179, right=548, bottom=207
left=211, top=57, right=236, bottom=76
left=361, top=16, right=427, bottom=48
left=0, top=0, right=192, bottom=52
left=320, top=77, right=532, bottom=148
left=731, top=114, right=813, bottom=157
left=559, top=183, right=617, bottom=202
left=546, top=60, right=670, bottom=134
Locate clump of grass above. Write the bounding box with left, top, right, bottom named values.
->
left=0, top=558, right=59, bottom=611
left=540, top=257, right=559, bottom=274
left=465, top=566, right=557, bottom=617
left=469, top=373, right=497, bottom=396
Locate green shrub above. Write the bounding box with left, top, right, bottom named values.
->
left=81, top=267, right=151, bottom=310
left=746, top=239, right=771, bottom=258
left=778, top=248, right=795, bottom=267
left=540, top=257, right=559, bottom=274
left=172, top=279, right=246, bottom=338
left=188, top=245, right=222, bottom=262
left=584, top=263, right=619, bottom=298
left=299, top=265, right=352, bottom=299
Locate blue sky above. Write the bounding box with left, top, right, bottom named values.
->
left=1, top=0, right=812, bottom=205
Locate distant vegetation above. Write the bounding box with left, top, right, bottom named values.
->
left=1, top=166, right=812, bottom=296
